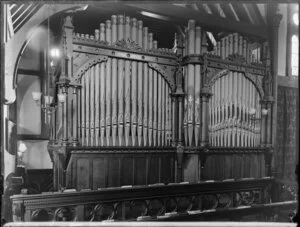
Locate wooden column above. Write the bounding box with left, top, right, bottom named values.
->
left=173, top=64, right=185, bottom=181
left=57, top=54, right=70, bottom=146
left=200, top=88, right=213, bottom=147
left=72, top=85, right=80, bottom=146
left=270, top=12, right=282, bottom=147
left=264, top=5, right=282, bottom=176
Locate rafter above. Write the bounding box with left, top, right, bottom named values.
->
left=231, top=3, right=253, bottom=24
left=125, top=3, right=267, bottom=38
left=252, top=4, right=266, bottom=25
left=207, top=3, right=221, bottom=17
left=243, top=4, right=259, bottom=25
left=220, top=3, right=238, bottom=21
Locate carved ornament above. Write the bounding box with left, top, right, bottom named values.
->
left=73, top=55, right=108, bottom=82
left=148, top=63, right=176, bottom=91
left=114, top=38, right=142, bottom=51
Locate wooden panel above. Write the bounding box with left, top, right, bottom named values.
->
left=183, top=154, right=199, bottom=183
left=77, top=159, right=90, bottom=190
left=203, top=155, right=215, bottom=180
left=134, top=157, right=147, bottom=185
left=107, top=157, right=120, bottom=187
left=252, top=154, right=259, bottom=178
left=260, top=154, right=266, bottom=178
left=224, top=155, right=232, bottom=179
left=92, top=158, right=107, bottom=189
left=160, top=155, right=174, bottom=184
left=244, top=155, right=251, bottom=177
left=120, top=157, right=134, bottom=186
left=148, top=156, right=159, bottom=184
left=65, top=150, right=176, bottom=190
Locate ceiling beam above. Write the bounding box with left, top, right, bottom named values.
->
left=126, top=3, right=267, bottom=39
left=231, top=3, right=253, bottom=24
left=195, top=3, right=210, bottom=15
left=252, top=4, right=266, bottom=25
left=243, top=4, right=260, bottom=25
left=220, top=3, right=238, bottom=21
left=207, top=3, right=221, bottom=17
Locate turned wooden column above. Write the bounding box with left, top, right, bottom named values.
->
left=173, top=64, right=185, bottom=182
left=171, top=94, right=177, bottom=147
left=200, top=88, right=212, bottom=147
left=260, top=100, right=268, bottom=145
left=270, top=13, right=282, bottom=147
left=72, top=85, right=80, bottom=146
left=57, top=55, right=70, bottom=146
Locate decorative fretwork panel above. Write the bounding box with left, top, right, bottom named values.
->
left=208, top=72, right=261, bottom=147
left=77, top=59, right=172, bottom=147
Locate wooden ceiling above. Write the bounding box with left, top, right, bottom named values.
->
left=8, top=2, right=268, bottom=48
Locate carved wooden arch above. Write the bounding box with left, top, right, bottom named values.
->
left=73, top=55, right=108, bottom=83
left=148, top=63, right=176, bottom=92
left=206, top=69, right=229, bottom=89
left=244, top=73, right=264, bottom=98
left=206, top=69, right=264, bottom=98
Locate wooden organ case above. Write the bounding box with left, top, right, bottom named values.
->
left=48, top=15, right=275, bottom=192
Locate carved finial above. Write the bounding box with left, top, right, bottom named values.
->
left=63, top=15, right=74, bottom=29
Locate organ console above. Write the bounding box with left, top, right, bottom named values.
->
left=44, top=14, right=275, bottom=191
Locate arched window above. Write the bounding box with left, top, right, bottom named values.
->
left=291, top=35, right=298, bottom=76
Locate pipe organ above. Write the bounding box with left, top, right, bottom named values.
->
left=48, top=14, right=274, bottom=192
left=71, top=15, right=174, bottom=147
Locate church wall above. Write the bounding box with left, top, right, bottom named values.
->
left=274, top=4, right=298, bottom=183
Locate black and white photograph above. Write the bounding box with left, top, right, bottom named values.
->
left=0, top=1, right=298, bottom=226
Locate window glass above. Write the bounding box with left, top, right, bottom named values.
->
left=291, top=35, right=298, bottom=76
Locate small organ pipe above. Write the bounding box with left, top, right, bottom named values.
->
left=85, top=69, right=90, bottom=146
left=239, top=36, right=243, bottom=56
left=243, top=39, right=247, bottom=59
left=167, top=87, right=172, bottom=145
left=117, top=15, right=124, bottom=41
left=221, top=38, right=225, bottom=59
left=143, top=62, right=148, bottom=146
left=131, top=60, right=138, bottom=146
left=90, top=66, right=95, bottom=146
left=225, top=36, right=229, bottom=59
left=131, top=18, right=137, bottom=43
left=124, top=59, right=131, bottom=146
left=148, top=67, right=153, bottom=146
left=153, top=68, right=158, bottom=146
left=137, top=60, right=143, bottom=146
left=137, top=20, right=147, bottom=47
left=95, top=64, right=100, bottom=146
left=229, top=34, right=233, bottom=56
left=111, top=15, right=117, bottom=43
left=100, top=62, right=105, bottom=146
left=161, top=82, right=166, bottom=146
left=95, top=29, right=100, bottom=40
left=233, top=33, right=238, bottom=54
left=158, top=76, right=162, bottom=146
left=142, top=26, right=148, bottom=50
left=81, top=77, right=85, bottom=145
left=111, top=57, right=117, bottom=146
left=125, top=16, right=130, bottom=40
left=118, top=57, right=124, bottom=146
